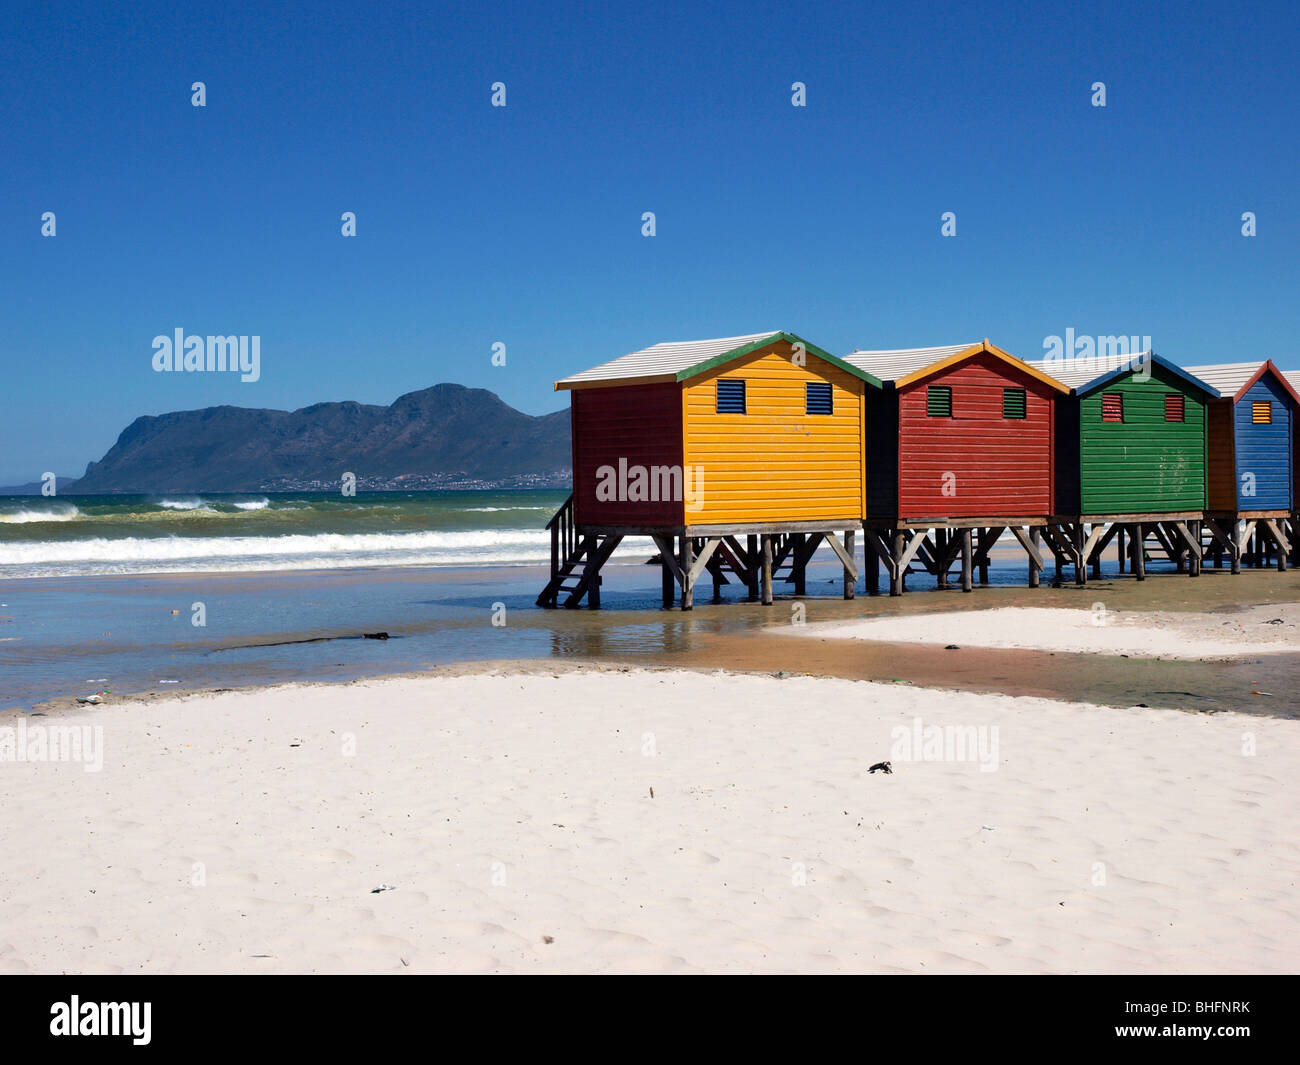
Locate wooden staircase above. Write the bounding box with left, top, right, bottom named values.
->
left=536, top=494, right=623, bottom=609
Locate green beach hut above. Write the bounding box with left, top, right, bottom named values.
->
left=1023, top=351, right=1220, bottom=581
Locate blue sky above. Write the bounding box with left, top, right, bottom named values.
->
left=2, top=0, right=1298, bottom=483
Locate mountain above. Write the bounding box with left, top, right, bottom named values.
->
left=68, top=384, right=572, bottom=493
left=0, top=477, right=78, bottom=495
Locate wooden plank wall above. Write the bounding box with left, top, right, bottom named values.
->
left=1234, top=372, right=1293, bottom=510
left=681, top=341, right=865, bottom=526
left=1079, top=365, right=1207, bottom=513
left=571, top=382, right=685, bottom=526
left=895, top=352, right=1055, bottom=518
left=1205, top=399, right=1237, bottom=511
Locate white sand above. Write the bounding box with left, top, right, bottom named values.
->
left=2, top=667, right=1297, bottom=974
left=786, top=604, right=1300, bottom=658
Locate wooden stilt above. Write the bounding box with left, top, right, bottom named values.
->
left=935, top=529, right=948, bottom=589
left=746, top=535, right=759, bottom=600
left=867, top=533, right=880, bottom=596
left=760, top=535, right=773, bottom=605
left=791, top=532, right=807, bottom=597
left=1171, top=522, right=1187, bottom=573
left=1073, top=523, right=1087, bottom=586
left=1116, top=526, right=1125, bottom=573
left=1132, top=523, right=1146, bottom=581
left=890, top=530, right=905, bottom=597
left=843, top=530, right=856, bottom=599
left=1028, top=526, right=1041, bottom=588
left=680, top=535, right=694, bottom=610
left=960, top=528, right=973, bottom=593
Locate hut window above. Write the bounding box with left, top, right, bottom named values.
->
left=926, top=386, right=952, bottom=417
left=805, top=381, right=833, bottom=415
left=1164, top=394, right=1185, bottom=422
left=1002, top=388, right=1027, bottom=419
left=1253, top=400, right=1273, bottom=425
left=716, top=379, right=746, bottom=414
left=1101, top=393, right=1124, bottom=422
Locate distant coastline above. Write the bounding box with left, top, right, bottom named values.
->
left=1, top=472, right=571, bottom=496
left=14, top=382, right=571, bottom=495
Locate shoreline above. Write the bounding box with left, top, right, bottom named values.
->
left=6, top=563, right=1300, bottom=718
left=11, top=577, right=1300, bottom=719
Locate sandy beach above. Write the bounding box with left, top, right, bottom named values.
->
left=3, top=658, right=1297, bottom=974
left=785, top=602, right=1300, bottom=658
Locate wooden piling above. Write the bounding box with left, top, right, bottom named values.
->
left=890, top=530, right=905, bottom=597
left=746, top=535, right=759, bottom=600
left=680, top=535, right=694, bottom=610
left=791, top=533, right=807, bottom=597
left=843, top=530, right=856, bottom=599
left=760, top=535, right=773, bottom=605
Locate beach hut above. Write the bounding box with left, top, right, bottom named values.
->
left=1022, top=351, right=1220, bottom=582
left=1183, top=360, right=1298, bottom=571
left=1290, top=370, right=1300, bottom=567
left=842, top=340, right=1071, bottom=595
left=538, top=331, right=883, bottom=609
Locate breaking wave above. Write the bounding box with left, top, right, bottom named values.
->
left=0, top=528, right=563, bottom=577
left=0, top=505, right=85, bottom=524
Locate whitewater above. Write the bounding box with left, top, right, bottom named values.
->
left=0, top=489, right=604, bottom=578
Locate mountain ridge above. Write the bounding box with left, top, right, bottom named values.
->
left=68, top=383, right=572, bottom=493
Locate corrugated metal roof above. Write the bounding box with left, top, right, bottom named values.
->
left=1021, top=352, right=1153, bottom=388
left=1181, top=362, right=1265, bottom=397
left=557, top=331, right=782, bottom=386
left=841, top=344, right=976, bottom=382
left=1023, top=351, right=1220, bottom=398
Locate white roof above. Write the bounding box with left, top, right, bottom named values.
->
left=841, top=344, right=975, bottom=382
left=1182, top=362, right=1266, bottom=397
left=1022, top=352, right=1153, bottom=389
left=557, top=331, right=782, bottom=387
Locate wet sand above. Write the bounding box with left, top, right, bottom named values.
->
left=18, top=566, right=1300, bottom=719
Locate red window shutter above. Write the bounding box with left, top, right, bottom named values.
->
left=1164, top=394, right=1185, bottom=422
left=1101, top=393, right=1123, bottom=422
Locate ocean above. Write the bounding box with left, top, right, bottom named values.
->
left=0, top=489, right=702, bottom=709
left=2, top=489, right=1241, bottom=713
left=0, top=490, right=574, bottom=578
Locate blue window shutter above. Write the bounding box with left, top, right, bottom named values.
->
left=716, top=379, right=746, bottom=413
left=806, top=381, right=833, bottom=415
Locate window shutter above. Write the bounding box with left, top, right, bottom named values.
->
left=1164, top=394, right=1185, bottom=422
left=926, top=386, right=952, bottom=417
left=716, top=379, right=746, bottom=413
left=805, top=381, right=833, bottom=415
left=1252, top=401, right=1273, bottom=425
left=1101, top=393, right=1123, bottom=422
left=1002, top=388, right=1027, bottom=419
